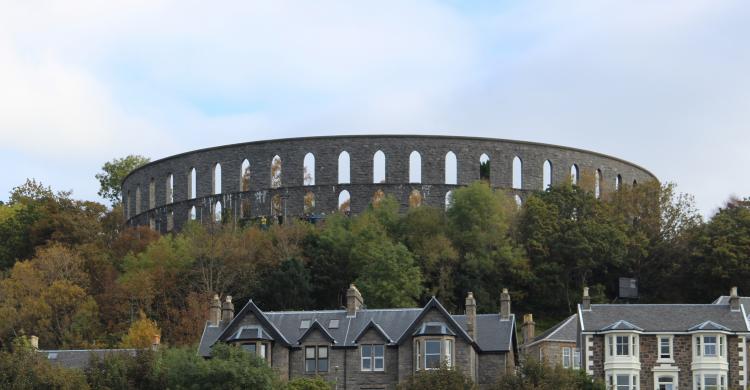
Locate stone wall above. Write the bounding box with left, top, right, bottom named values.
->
left=122, top=135, right=657, bottom=233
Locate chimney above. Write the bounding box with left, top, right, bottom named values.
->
left=30, top=335, right=39, bottom=350
left=522, top=314, right=536, bottom=345
left=346, top=284, right=364, bottom=317
left=500, top=288, right=511, bottom=320
left=209, top=294, right=222, bottom=325
left=221, top=295, right=235, bottom=323
left=582, top=287, right=591, bottom=310
left=151, top=334, right=161, bottom=351
left=465, top=292, right=477, bottom=339
left=730, top=286, right=740, bottom=311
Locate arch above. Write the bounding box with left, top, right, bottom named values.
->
left=303, top=153, right=315, bottom=186
left=512, top=156, right=523, bottom=189
left=188, top=168, right=196, bottom=199
left=445, top=151, right=457, bottom=185
left=167, top=211, right=174, bottom=231
left=595, top=169, right=602, bottom=199
left=135, top=185, right=142, bottom=214
left=338, top=190, right=351, bottom=213
left=570, top=164, right=579, bottom=185
left=615, top=174, right=622, bottom=191
left=542, top=160, right=552, bottom=190
left=149, top=178, right=155, bottom=209
left=632, top=179, right=638, bottom=187
left=372, top=189, right=385, bottom=206
left=271, top=155, right=282, bottom=189
left=271, top=194, right=282, bottom=216
left=338, top=151, right=350, bottom=184
left=445, top=190, right=454, bottom=210
left=214, top=201, right=222, bottom=222
left=373, top=150, right=386, bottom=183
left=213, top=163, right=222, bottom=195
left=126, top=191, right=131, bottom=218
left=409, top=151, right=422, bottom=183
left=189, top=205, right=197, bottom=220
left=304, top=191, right=315, bottom=214
left=409, top=189, right=422, bottom=208
left=240, top=159, right=251, bottom=191
left=166, top=174, right=174, bottom=203
left=514, top=194, right=523, bottom=208
left=241, top=197, right=252, bottom=219
left=480, top=153, right=490, bottom=182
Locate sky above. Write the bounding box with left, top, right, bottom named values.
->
left=1, top=0, right=748, bottom=217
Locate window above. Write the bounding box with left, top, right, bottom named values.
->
left=444, top=339, right=452, bottom=368
left=615, top=374, right=629, bottom=390
left=657, top=376, right=674, bottom=390
left=704, top=336, right=717, bottom=356
left=338, top=190, right=351, bottom=213
left=570, top=164, right=579, bottom=185
left=305, top=346, right=328, bottom=373
left=188, top=168, right=196, bottom=199
left=166, top=174, right=174, bottom=203
left=241, top=159, right=251, bottom=191
left=573, top=349, right=581, bottom=369
left=479, top=153, right=490, bottom=182
left=373, top=150, right=386, bottom=183
left=409, top=189, right=422, bottom=208
left=213, top=201, right=222, bottom=223
left=328, top=319, right=339, bottom=329
left=271, top=155, right=282, bottom=188
left=425, top=340, right=441, bottom=369
left=595, top=169, right=602, bottom=199
left=300, top=320, right=311, bottom=329
left=512, top=156, right=522, bottom=189
left=543, top=160, right=552, bottom=190
left=562, top=347, right=571, bottom=368
left=241, top=342, right=270, bottom=362
left=149, top=178, right=155, bottom=208
left=659, top=337, right=672, bottom=360
left=303, top=153, right=315, bottom=186
left=445, top=151, right=457, bottom=185
left=409, top=151, right=421, bottom=183
left=704, top=374, right=718, bottom=390
left=415, top=340, right=421, bottom=370
left=361, top=344, right=384, bottom=372
left=616, top=336, right=629, bottom=356
left=213, top=163, right=222, bottom=195
left=338, top=151, right=350, bottom=184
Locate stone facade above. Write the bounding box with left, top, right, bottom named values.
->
left=122, top=135, right=657, bottom=233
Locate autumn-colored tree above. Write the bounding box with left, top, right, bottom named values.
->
left=121, top=311, right=161, bottom=349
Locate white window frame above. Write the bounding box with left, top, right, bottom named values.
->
left=424, top=339, right=442, bottom=370
left=562, top=347, right=571, bottom=368
left=573, top=348, right=581, bottom=369
left=360, top=344, right=385, bottom=372
left=655, top=373, right=677, bottom=390
left=657, top=336, right=673, bottom=362
left=414, top=337, right=455, bottom=371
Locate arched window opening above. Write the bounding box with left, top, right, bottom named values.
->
left=241, top=159, right=251, bottom=191
left=338, top=151, right=351, bottom=184
left=303, top=153, right=315, bottom=186
left=213, top=163, right=222, bottom=195
left=409, top=151, right=422, bottom=184
left=189, top=168, right=196, bottom=199
left=271, top=155, right=282, bottom=189
left=445, top=191, right=454, bottom=210
left=445, top=151, right=457, bottom=185
left=570, top=164, right=579, bottom=185
left=409, top=189, right=422, bottom=208
left=632, top=179, right=638, bottom=187
left=304, top=191, right=315, bottom=214
left=241, top=197, right=252, bottom=219
left=372, top=189, right=385, bottom=207
left=514, top=194, right=523, bottom=208
left=615, top=175, right=622, bottom=191
left=595, top=169, right=602, bottom=199
left=214, top=201, right=223, bottom=223
left=149, top=178, right=155, bottom=209
left=166, top=174, right=174, bottom=204
left=167, top=211, right=174, bottom=231
left=149, top=216, right=155, bottom=230
left=512, top=156, right=523, bottom=189
left=135, top=185, right=142, bottom=214
left=271, top=194, right=282, bottom=217
left=189, top=206, right=197, bottom=220
left=480, top=154, right=490, bottom=182
left=542, top=160, right=552, bottom=190
left=126, top=191, right=131, bottom=218
left=338, top=190, right=351, bottom=214
left=373, top=150, right=386, bottom=183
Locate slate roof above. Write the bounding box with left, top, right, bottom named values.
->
left=38, top=349, right=138, bottom=369
left=579, top=304, right=750, bottom=333
left=198, top=298, right=516, bottom=357
left=525, top=314, right=578, bottom=347
left=714, top=296, right=750, bottom=320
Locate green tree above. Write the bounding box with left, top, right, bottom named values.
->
left=287, top=376, right=333, bottom=390
left=96, top=155, right=150, bottom=205
left=397, top=364, right=476, bottom=390
left=0, top=336, right=90, bottom=390
left=495, top=358, right=604, bottom=390
left=254, top=258, right=314, bottom=310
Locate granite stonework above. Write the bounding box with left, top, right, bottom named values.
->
left=122, top=135, right=657, bottom=233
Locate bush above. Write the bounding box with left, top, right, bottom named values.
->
left=287, top=376, right=333, bottom=390
left=398, top=365, right=476, bottom=390
left=494, top=358, right=604, bottom=390
left=0, top=337, right=90, bottom=390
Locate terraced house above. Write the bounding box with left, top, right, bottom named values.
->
left=578, top=287, right=750, bottom=390
left=198, top=284, right=518, bottom=389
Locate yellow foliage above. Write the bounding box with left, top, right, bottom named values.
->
left=120, top=311, right=160, bottom=349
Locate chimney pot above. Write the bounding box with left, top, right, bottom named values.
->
left=221, top=295, right=235, bottom=323
left=151, top=334, right=161, bottom=351
left=465, top=291, right=477, bottom=339
left=500, top=288, right=511, bottom=320
left=30, top=335, right=39, bottom=350
left=582, top=287, right=591, bottom=310
left=346, top=284, right=364, bottom=317
left=522, top=314, right=536, bottom=346
left=209, top=294, right=222, bottom=326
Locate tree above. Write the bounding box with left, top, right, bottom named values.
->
left=0, top=337, right=90, bottom=390
left=397, top=364, right=476, bottom=390
left=96, top=155, right=150, bottom=205
left=121, top=311, right=160, bottom=349
left=254, top=258, right=313, bottom=310
left=287, top=377, right=333, bottom=390
left=495, top=358, right=604, bottom=390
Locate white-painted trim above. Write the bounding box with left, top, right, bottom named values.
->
left=586, top=336, right=594, bottom=376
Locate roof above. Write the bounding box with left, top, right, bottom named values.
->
left=198, top=298, right=516, bottom=357
left=525, top=314, right=578, bottom=347
left=38, top=349, right=138, bottom=369
left=579, top=304, right=750, bottom=333
left=714, top=296, right=750, bottom=319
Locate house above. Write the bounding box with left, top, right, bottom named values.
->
left=521, top=313, right=580, bottom=369
left=29, top=335, right=158, bottom=369
left=197, top=284, right=519, bottom=389
left=578, top=287, right=750, bottom=390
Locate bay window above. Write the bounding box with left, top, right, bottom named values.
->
left=414, top=337, right=454, bottom=371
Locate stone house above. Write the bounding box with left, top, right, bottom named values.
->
left=578, top=287, right=750, bottom=390
left=521, top=313, right=580, bottom=369
left=198, top=284, right=519, bottom=389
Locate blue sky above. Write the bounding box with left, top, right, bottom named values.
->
left=1, top=0, right=748, bottom=216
